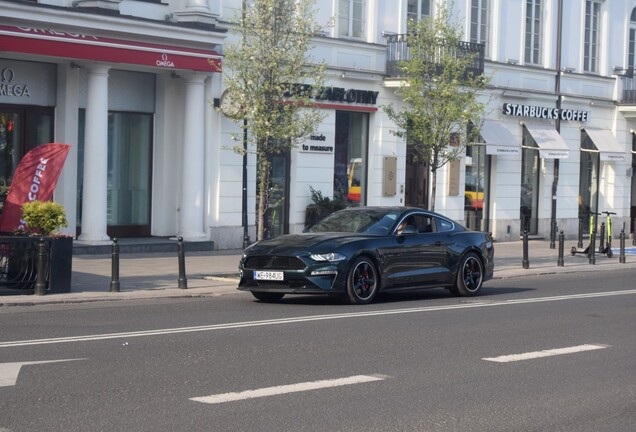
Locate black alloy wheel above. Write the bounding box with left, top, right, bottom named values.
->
left=345, top=256, right=379, bottom=305
left=449, top=252, right=484, bottom=297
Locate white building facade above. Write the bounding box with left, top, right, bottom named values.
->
left=1, top=0, right=635, bottom=249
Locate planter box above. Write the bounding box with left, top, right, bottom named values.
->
left=48, top=236, right=73, bottom=293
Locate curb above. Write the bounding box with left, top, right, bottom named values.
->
left=1, top=261, right=631, bottom=307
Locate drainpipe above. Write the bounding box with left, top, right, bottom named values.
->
left=550, top=0, right=564, bottom=249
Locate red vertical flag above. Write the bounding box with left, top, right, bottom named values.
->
left=0, top=143, right=71, bottom=233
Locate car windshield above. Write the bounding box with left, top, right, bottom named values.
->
left=306, top=209, right=400, bottom=234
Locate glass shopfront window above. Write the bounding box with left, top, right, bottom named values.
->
left=0, top=107, right=54, bottom=216
left=520, top=127, right=540, bottom=234
left=77, top=110, right=153, bottom=237
left=578, top=131, right=599, bottom=234
left=464, top=142, right=489, bottom=232
left=334, top=111, right=368, bottom=206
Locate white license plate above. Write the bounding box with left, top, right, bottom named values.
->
left=254, top=271, right=284, bottom=281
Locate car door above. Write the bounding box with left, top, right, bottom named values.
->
left=379, top=213, right=449, bottom=289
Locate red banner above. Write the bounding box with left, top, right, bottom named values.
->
left=0, top=143, right=71, bottom=233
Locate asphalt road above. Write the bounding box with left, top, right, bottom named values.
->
left=1, top=268, right=635, bottom=432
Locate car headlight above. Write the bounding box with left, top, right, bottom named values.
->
left=310, top=252, right=347, bottom=262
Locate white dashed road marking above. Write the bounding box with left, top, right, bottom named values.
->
left=190, top=374, right=387, bottom=404
left=482, top=344, right=609, bottom=363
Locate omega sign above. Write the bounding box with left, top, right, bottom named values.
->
left=503, top=103, right=589, bottom=122
left=0, top=68, right=30, bottom=98
left=156, top=54, right=175, bottom=68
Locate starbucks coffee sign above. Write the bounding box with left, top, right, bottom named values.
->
left=503, top=103, right=589, bottom=122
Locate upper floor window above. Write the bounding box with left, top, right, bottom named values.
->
left=629, top=8, right=636, bottom=69
left=584, top=0, right=601, bottom=73
left=470, top=0, right=489, bottom=53
left=407, top=0, right=432, bottom=32
left=339, top=0, right=366, bottom=39
left=524, top=0, right=542, bottom=65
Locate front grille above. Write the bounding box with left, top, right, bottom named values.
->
left=244, top=255, right=306, bottom=271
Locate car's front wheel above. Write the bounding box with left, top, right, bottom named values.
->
left=251, top=291, right=285, bottom=302
left=449, top=252, right=483, bottom=297
left=345, top=256, right=379, bottom=304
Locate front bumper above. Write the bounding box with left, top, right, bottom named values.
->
left=238, top=256, right=346, bottom=295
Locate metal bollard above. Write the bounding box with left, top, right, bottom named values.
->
left=110, top=238, right=120, bottom=292
left=598, top=222, right=605, bottom=253
left=588, top=230, right=596, bottom=265
left=577, top=217, right=584, bottom=249
left=34, top=238, right=49, bottom=296
left=633, top=218, right=636, bottom=246
left=557, top=230, right=565, bottom=267
left=177, top=236, right=187, bottom=289
left=620, top=229, right=626, bottom=264
left=522, top=229, right=529, bottom=269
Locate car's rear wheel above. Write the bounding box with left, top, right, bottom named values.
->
left=251, top=292, right=285, bottom=302
left=449, top=252, right=483, bottom=297
left=345, top=256, right=379, bottom=304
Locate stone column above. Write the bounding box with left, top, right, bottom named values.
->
left=178, top=73, right=207, bottom=240
left=78, top=65, right=110, bottom=242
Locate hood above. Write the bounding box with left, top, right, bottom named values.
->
left=245, top=233, right=370, bottom=256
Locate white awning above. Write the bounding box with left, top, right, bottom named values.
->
left=523, top=123, right=569, bottom=159
left=583, top=128, right=626, bottom=162
left=479, top=120, right=520, bottom=155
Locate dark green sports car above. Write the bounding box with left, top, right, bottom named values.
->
left=238, top=206, right=494, bottom=304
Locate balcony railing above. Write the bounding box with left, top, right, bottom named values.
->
left=385, top=34, right=485, bottom=79
left=616, top=70, right=636, bottom=104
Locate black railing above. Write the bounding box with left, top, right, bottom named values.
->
left=0, top=236, right=40, bottom=290
left=0, top=236, right=72, bottom=294
left=384, top=34, right=485, bottom=79
left=617, top=73, right=636, bottom=104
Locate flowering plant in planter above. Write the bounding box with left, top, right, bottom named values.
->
left=17, top=200, right=73, bottom=294
left=19, top=200, right=69, bottom=237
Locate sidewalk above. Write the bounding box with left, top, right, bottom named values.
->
left=1, top=239, right=634, bottom=306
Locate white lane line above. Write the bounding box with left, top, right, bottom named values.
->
left=482, top=344, right=609, bottom=363
left=190, top=374, right=386, bottom=405
left=1, top=289, right=635, bottom=348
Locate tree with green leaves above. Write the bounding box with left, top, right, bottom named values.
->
left=383, top=5, right=489, bottom=211
left=222, top=0, right=327, bottom=240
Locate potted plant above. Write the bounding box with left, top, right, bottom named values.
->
left=304, top=186, right=346, bottom=228
left=20, top=200, right=73, bottom=293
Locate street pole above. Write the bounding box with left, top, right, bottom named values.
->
left=242, top=119, right=250, bottom=249
left=241, top=0, right=250, bottom=250
left=550, top=0, right=564, bottom=250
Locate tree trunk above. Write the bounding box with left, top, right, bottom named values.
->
left=430, top=168, right=437, bottom=212
left=256, top=157, right=270, bottom=241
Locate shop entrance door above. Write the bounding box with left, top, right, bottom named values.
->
left=0, top=107, right=54, bottom=218
left=405, top=143, right=429, bottom=209
left=520, top=147, right=540, bottom=234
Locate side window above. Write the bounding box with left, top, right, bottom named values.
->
left=435, top=217, right=454, bottom=232
left=396, top=214, right=432, bottom=234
